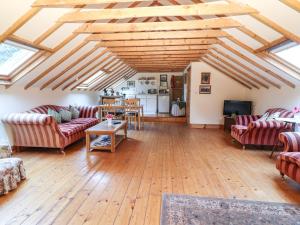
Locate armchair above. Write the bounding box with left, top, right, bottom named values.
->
left=276, top=132, right=300, bottom=184
left=231, top=108, right=294, bottom=149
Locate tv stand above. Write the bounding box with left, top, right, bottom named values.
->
left=224, top=116, right=236, bottom=132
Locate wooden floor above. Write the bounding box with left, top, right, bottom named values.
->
left=1, top=123, right=300, bottom=225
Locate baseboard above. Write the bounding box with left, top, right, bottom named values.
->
left=189, top=123, right=224, bottom=129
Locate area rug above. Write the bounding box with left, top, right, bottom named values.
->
left=161, top=194, right=300, bottom=225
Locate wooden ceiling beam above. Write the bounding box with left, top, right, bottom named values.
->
left=254, top=36, right=288, bottom=53
left=0, top=8, right=41, bottom=42
left=202, top=57, right=252, bottom=89
left=32, top=0, right=152, bottom=7
left=40, top=45, right=99, bottom=90
left=116, top=50, right=207, bottom=56
left=95, top=67, right=132, bottom=91
left=108, top=45, right=211, bottom=52
left=236, top=26, right=269, bottom=46
left=212, top=48, right=280, bottom=89
left=221, top=42, right=295, bottom=88
left=60, top=2, right=257, bottom=22
left=33, top=7, right=83, bottom=45
left=205, top=54, right=259, bottom=89
left=62, top=54, right=114, bottom=90
left=70, top=57, right=118, bottom=91
left=87, top=30, right=228, bottom=41
left=120, top=54, right=201, bottom=59
left=51, top=49, right=109, bottom=90
left=101, top=70, right=136, bottom=91
left=76, top=18, right=241, bottom=33
left=98, top=39, right=220, bottom=47
left=251, top=14, right=300, bottom=43
left=93, top=66, right=131, bottom=91
left=280, top=0, right=300, bottom=12
left=25, top=41, right=88, bottom=89
left=208, top=52, right=268, bottom=88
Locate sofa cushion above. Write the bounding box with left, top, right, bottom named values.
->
left=279, top=152, right=300, bottom=167
left=48, top=109, right=62, bottom=124
left=58, top=118, right=99, bottom=136
left=59, top=109, right=72, bottom=122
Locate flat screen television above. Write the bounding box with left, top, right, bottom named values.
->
left=223, top=100, right=252, bottom=116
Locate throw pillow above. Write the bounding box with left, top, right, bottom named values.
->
left=48, top=109, right=62, bottom=124
left=69, top=106, right=80, bottom=119
left=267, top=112, right=281, bottom=121
left=59, top=109, right=72, bottom=122
left=256, top=112, right=269, bottom=121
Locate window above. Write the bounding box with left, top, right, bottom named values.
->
left=77, top=70, right=107, bottom=89
left=0, top=40, right=38, bottom=76
left=270, top=41, right=300, bottom=69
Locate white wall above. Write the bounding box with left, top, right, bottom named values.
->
left=0, top=86, right=99, bottom=142
left=190, top=62, right=250, bottom=125
left=248, top=86, right=300, bottom=114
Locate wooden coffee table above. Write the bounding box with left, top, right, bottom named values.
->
left=85, top=120, right=127, bottom=152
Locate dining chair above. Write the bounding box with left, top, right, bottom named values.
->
left=124, top=98, right=140, bottom=130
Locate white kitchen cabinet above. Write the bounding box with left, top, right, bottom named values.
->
left=136, top=94, right=157, bottom=114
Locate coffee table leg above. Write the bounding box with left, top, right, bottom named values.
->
left=86, top=133, right=90, bottom=152
left=111, top=133, right=115, bottom=152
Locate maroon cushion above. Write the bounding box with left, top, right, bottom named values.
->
left=279, top=152, right=300, bottom=167
left=58, top=118, right=99, bottom=136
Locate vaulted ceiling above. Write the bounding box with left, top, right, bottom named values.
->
left=0, top=0, right=299, bottom=91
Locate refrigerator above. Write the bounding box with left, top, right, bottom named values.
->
left=158, top=95, right=170, bottom=113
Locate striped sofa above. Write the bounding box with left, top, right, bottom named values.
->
left=231, top=108, right=294, bottom=149
left=276, top=132, right=300, bottom=184
left=1, top=105, right=99, bottom=152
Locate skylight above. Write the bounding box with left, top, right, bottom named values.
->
left=271, top=41, right=300, bottom=69
left=0, top=40, right=38, bottom=75
left=77, top=70, right=107, bottom=89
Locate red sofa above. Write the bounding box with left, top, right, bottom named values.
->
left=1, top=105, right=99, bottom=153
left=231, top=108, right=294, bottom=149
left=276, top=132, right=300, bottom=184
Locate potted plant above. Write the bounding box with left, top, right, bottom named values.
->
left=106, top=114, right=113, bottom=126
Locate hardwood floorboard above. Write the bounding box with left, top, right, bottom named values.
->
left=1, top=123, right=300, bottom=225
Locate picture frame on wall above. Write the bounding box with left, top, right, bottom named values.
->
left=199, top=85, right=211, bottom=94
left=127, top=81, right=135, bottom=88
left=201, top=72, right=211, bottom=84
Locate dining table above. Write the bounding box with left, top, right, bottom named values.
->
left=97, top=105, right=144, bottom=130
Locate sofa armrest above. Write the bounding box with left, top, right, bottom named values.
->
left=279, top=132, right=300, bottom=152
left=248, top=120, right=292, bottom=130
left=1, top=113, right=55, bottom=125
left=235, top=115, right=261, bottom=126
left=76, top=106, right=98, bottom=118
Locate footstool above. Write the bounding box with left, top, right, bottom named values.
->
left=0, top=158, right=26, bottom=195
left=0, top=142, right=26, bottom=195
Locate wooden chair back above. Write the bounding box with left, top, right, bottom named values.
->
left=103, top=98, right=116, bottom=105
left=124, top=98, right=140, bottom=107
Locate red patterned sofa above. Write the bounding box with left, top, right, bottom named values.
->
left=231, top=108, right=294, bottom=149
left=1, top=105, right=99, bottom=153
left=276, top=132, right=300, bottom=184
